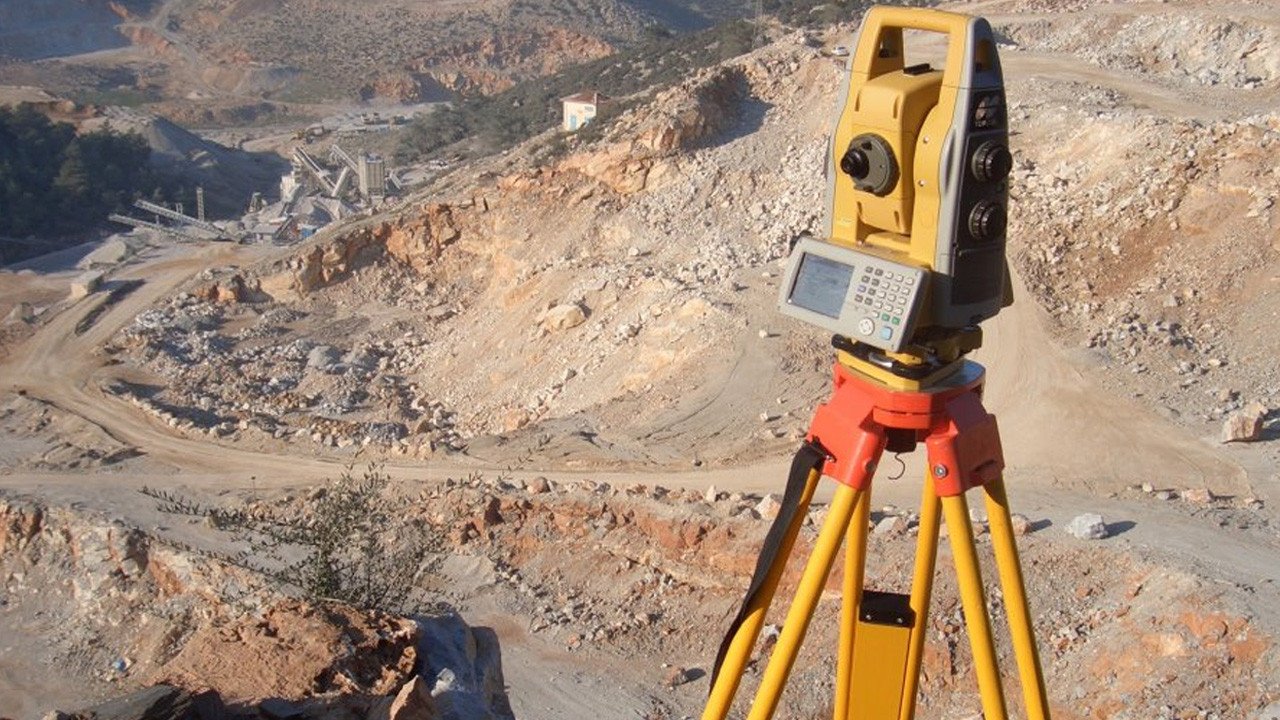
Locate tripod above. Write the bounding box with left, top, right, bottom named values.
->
left=703, top=357, right=1051, bottom=720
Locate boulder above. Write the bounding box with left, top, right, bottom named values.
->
left=1065, top=513, right=1108, bottom=540
left=663, top=666, right=695, bottom=688
left=1009, top=513, right=1032, bottom=536
left=1180, top=487, right=1215, bottom=505
left=366, top=676, right=439, bottom=720
left=755, top=494, right=782, bottom=521
left=151, top=600, right=418, bottom=701
left=202, top=274, right=257, bottom=304
left=343, top=347, right=379, bottom=370
left=1221, top=402, right=1268, bottom=443
left=306, top=345, right=341, bottom=371
left=69, top=271, right=104, bottom=300
left=873, top=515, right=909, bottom=537
left=541, top=303, right=587, bottom=331
left=5, top=302, right=35, bottom=324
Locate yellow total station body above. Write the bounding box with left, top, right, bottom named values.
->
left=824, top=7, right=1014, bottom=351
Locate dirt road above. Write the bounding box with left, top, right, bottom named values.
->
left=2, top=244, right=354, bottom=479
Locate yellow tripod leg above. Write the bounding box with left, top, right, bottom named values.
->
left=984, top=476, right=1052, bottom=720
left=835, top=488, right=871, bottom=720
left=897, top=478, right=942, bottom=720
left=748, top=483, right=862, bottom=720
left=940, top=494, right=1008, bottom=720
left=703, top=467, right=823, bottom=720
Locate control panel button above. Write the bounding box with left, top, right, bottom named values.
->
left=775, top=237, right=929, bottom=354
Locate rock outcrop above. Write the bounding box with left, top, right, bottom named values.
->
left=0, top=499, right=420, bottom=714
left=555, top=66, right=750, bottom=194
left=258, top=204, right=465, bottom=299
left=155, top=599, right=418, bottom=702
left=407, top=28, right=614, bottom=98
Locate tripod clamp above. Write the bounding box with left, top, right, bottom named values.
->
left=809, top=360, right=1003, bottom=496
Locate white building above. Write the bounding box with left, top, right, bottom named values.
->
left=561, top=91, right=606, bottom=132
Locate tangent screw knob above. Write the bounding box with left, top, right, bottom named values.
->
left=971, top=141, right=1012, bottom=183
left=968, top=200, right=1007, bottom=241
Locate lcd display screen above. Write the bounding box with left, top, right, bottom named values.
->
left=789, top=253, right=853, bottom=319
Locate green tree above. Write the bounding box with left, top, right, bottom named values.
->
left=0, top=103, right=158, bottom=241
left=52, top=142, right=93, bottom=227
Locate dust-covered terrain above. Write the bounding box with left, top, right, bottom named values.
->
left=2, top=0, right=1279, bottom=718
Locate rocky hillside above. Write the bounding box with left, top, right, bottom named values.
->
left=98, top=1, right=1279, bottom=471
left=0, top=0, right=773, bottom=117
left=991, top=3, right=1280, bottom=438
left=176, top=3, right=627, bottom=102
left=0, top=0, right=156, bottom=61
left=102, top=55, right=829, bottom=468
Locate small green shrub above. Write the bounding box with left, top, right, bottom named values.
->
left=142, top=465, right=445, bottom=614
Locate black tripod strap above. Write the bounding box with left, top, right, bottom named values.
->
left=709, top=442, right=827, bottom=692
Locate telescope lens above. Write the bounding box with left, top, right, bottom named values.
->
left=841, top=148, right=870, bottom=179
left=841, top=134, right=897, bottom=196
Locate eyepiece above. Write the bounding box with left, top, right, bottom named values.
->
left=841, top=148, right=870, bottom=179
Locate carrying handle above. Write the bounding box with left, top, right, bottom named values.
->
left=851, top=7, right=996, bottom=89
